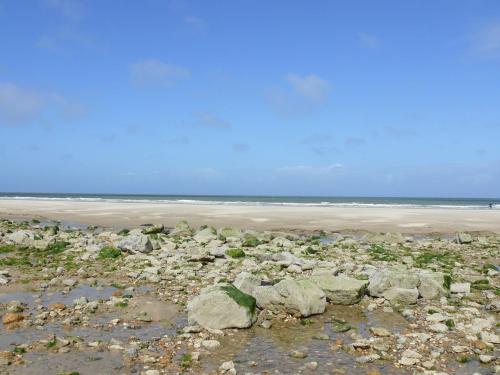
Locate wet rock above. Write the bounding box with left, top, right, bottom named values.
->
left=356, top=354, right=380, bottom=363
left=305, top=361, right=318, bottom=370
left=309, top=275, right=367, bottom=305
left=383, top=287, right=419, bottom=305
left=399, top=349, right=422, bottom=366
left=331, top=318, right=352, bottom=333
left=234, top=273, right=325, bottom=317
left=187, top=283, right=256, bottom=329
left=219, top=360, right=235, bottom=373
left=63, top=278, right=77, bottom=287
left=289, top=350, right=308, bottom=358
left=369, top=327, right=391, bottom=337
left=117, top=233, right=152, bottom=253
left=2, top=312, right=24, bottom=324
left=267, top=278, right=326, bottom=317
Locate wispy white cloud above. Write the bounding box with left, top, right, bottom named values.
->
left=169, top=135, right=191, bottom=145
left=267, top=73, right=332, bottom=116
left=285, top=74, right=330, bottom=102
left=345, top=137, right=366, bottom=146
left=184, top=15, right=205, bottom=32
left=0, top=83, right=44, bottom=125
left=233, top=143, right=249, bottom=153
left=131, top=59, right=190, bottom=87
left=278, top=164, right=344, bottom=175
left=45, top=0, right=84, bottom=21
left=301, top=134, right=339, bottom=156
left=469, top=23, right=500, bottom=57
left=36, top=30, right=98, bottom=52
left=192, top=112, right=231, bottom=129
left=383, top=126, right=418, bottom=138
left=358, top=32, right=381, bottom=49
left=0, top=82, right=86, bottom=126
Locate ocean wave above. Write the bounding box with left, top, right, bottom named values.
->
left=0, top=195, right=498, bottom=209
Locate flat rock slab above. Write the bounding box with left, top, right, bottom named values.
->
left=309, top=275, right=368, bottom=305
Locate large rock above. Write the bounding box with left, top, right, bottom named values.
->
left=368, top=268, right=445, bottom=305
left=6, top=230, right=35, bottom=246
left=456, top=232, right=473, bottom=244
left=219, top=227, right=243, bottom=241
left=417, top=270, right=445, bottom=299
left=309, top=275, right=368, bottom=305
left=368, top=269, right=419, bottom=297
left=116, top=234, right=152, bottom=253
left=187, top=284, right=256, bottom=329
left=272, top=278, right=326, bottom=317
left=234, top=273, right=326, bottom=317
left=383, top=287, right=419, bottom=306
left=142, top=224, right=164, bottom=234
left=170, top=220, right=193, bottom=237
left=193, top=227, right=218, bottom=243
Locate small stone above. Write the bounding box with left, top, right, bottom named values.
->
left=452, top=345, right=468, bottom=353
left=426, top=313, right=446, bottom=322
left=287, top=264, right=302, bottom=273
left=202, top=339, right=221, bottom=350
left=313, top=333, right=330, bottom=340
left=305, top=361, right=318, bottom=370
left=2, top=312, right=24, bottom=324
left=479, top=355, right=493, bottom=363
left=429, top=323, right=448, bottom=333
left=399, top=357, right=419, bottom=366
left=480, top=331, right=500, bottom=344
left=450, top=283, right=470, bottom=294
left=289, top=350, right=308, bottom=358
left=369, top=327, right=391, bottom=337
left=260, top=320, right=272, bottom=329
left=48, top=302, right=66, bottom=311
left=356, top=354, right=380, bottom=363
left=219, top=360, right=235, bottom=371
left=63, top=278, right=77, bottom=287
left=422, top=361, right=434, bottom=369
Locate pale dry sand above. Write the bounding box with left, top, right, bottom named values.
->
left=0, top=198, right=499, bottom=234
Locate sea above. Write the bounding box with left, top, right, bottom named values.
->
left=0, top=193, right=498, bottom=209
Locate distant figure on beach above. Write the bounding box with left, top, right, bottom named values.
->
left=489, top=203, right=493, bottom=209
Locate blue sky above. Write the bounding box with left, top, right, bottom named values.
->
left=0, top=0, right=499, bottom=197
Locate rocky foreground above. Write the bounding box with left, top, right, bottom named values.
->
left=0, top=218, right=498, bottom=375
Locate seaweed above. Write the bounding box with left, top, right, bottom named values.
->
left=220, top=284, right=256, bottom=314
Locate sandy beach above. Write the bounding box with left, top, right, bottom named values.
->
left=0, top=198, right=498, bottom=233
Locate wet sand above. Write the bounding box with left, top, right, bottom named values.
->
left=0, top=198, right=499, bottom=233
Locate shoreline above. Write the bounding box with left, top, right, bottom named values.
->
left=1, top=198, right=499, bottom=234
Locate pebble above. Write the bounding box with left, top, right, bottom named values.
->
left=369, top=327, right=391, bottom=337
left=289, top=350, right=308, bottom=358
left=356, top=354, right=380, bottom=363
left=202, top=339, right=221, bottom=350
left=2, top=312, right=24, bottom=324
